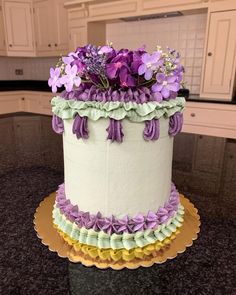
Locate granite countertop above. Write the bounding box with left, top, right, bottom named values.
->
left=0, top=80, right=51, bottom=92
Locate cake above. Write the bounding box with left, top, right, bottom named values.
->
left=48, top=44, right=185, bottom=265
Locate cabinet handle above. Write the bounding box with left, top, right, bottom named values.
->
left=9, top=44, right=12, bottom=47
left=208, top=52, right=212, bottom=56
left=55, top=43, right=58, bottom=47
left=21, top=97, right=25, bottom=101
left=190, top=113, right=196, bottom=117
left=48, top=44, right=51, bottom=47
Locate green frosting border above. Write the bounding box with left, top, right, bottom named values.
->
left=51, top=96, right=185, bottom=122
left=52, top=204, right=185, bottom=250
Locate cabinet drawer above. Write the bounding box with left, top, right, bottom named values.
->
left=0, top=93, right=24, bottom=114
left=183, top=102, right=236, bottom=139
left=39, top=93, right=53, bottom=115
left=184, top=103, right=235, bottom=128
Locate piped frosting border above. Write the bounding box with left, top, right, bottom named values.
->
left=53, top=204, right=184, bottom=250
left=51, top=96, right=185, bottom=122
left=54, top=223, right=180, bottom=262
left=55, top=183, right=181, bottom=235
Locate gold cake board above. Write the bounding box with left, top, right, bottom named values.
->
left=34, top=193, right=200, bottom=270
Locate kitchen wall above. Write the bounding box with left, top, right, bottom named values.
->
left=0, top=13, right=207, bottom=95
left=106, top=13, right=207, bottom=95
left=0, top=57, right=57, bottom=80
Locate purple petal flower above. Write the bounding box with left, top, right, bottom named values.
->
left=48, top=67, right=62, bottom=93
left=98, top=45, right=113, bottom=54
left=138, top=51, right=163, bottom=81
left=152, top=73, right=180, bottom=100
left=60, top=64, right=81, bottom=92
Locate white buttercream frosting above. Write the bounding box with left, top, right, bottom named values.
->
left=63, top=117, right=173, bottom=217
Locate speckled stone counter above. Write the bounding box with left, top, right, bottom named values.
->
left=0, top=114, right=235, bottom=295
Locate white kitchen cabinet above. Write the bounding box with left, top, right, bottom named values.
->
left=69, top=26, right=87, bottom=51
left=34, top=0, right=68, bottom=56
left=200, top=10, right=236, bottom=100
left=33, top=0, right=51, bottom=54
left=39, top=92, right=53, bottom=115
left=0, top=91, right=52, bottom=115
left=0, top=92, right=25, bottom=114
left=3, top=0, right=35, bottom=56
left=0, top=4, right=6, bottom=54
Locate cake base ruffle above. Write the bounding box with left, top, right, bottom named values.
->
left=53, top=223, right=180, bottom=262
left=34, top=192, right=200, bottom=270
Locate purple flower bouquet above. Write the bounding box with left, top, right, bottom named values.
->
left=48, top=44, right=184, bottom=102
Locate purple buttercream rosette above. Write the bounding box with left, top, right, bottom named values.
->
left=169, top=112, right=183, bottom=136
left=52, top=114, right=64, bottom=134
left=72, top=114, right=89, bottom=139
left=106, top=118, right=124, bottom=143
left=143, top=119, right=160, bottom=141
left=55, top=183, right=180, bottom=235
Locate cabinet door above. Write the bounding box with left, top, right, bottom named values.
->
left=34, top=0, right=52, bottom=54
left=3, top=1, right=34, bottom=54
left=201, top=10, right=236, bottom=99
left=53, top=0, right=68, bottom=55
left=0, top=93, right=24, bottom=114
left=69, top=27, right=87, bottom=52
left=0, top=5, right=6, bottom=54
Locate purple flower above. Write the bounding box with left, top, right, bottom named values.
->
left=60, top=65, right=81, bottom=92
left=62, top=55, right=74, bottom=65
left=48, top=67, right=62, bottom=93
left=138, top=52, right=163, bottom=80
left=98, top=45, right=113, bottom=54
left=152, top=73, right=180, bottom=99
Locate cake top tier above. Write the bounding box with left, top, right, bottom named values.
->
left=48, top=44, right=184, bottom=103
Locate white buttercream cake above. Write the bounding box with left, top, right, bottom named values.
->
left=48, top=44, right=186, bottom=264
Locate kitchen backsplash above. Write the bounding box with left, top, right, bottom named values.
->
left=107, top=13, right=207, bottom=94
left=0, top=13, right=207, bottom=95
left=0, top=57, right=58, bottom=81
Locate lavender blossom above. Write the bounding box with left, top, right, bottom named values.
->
left=48, top=67, right=62, bottom=93
left=138, top=51, right=163, bottom=80
left=60, top=64, right=81, bottom=92
left=152, top=73, right=180, bottom=99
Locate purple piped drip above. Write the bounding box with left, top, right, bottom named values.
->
left=106, top=118, right=124, bottom=143
left=55, top=183, right=180, bottom=235
left=72, top=114, right=89, bottom=139
left=143, top=119, right=160, bottom=141
left=52, top=114, right=64, bottom=134
left=60, top=85, right=166, bottom=104
left=169, top=112, right=183, bottom=136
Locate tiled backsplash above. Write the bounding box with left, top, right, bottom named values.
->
left=107, top=13, right=207, bottom=94
left=0, top=57, right=58, bottom=81
left=0, top=13, right=207, bottom=95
